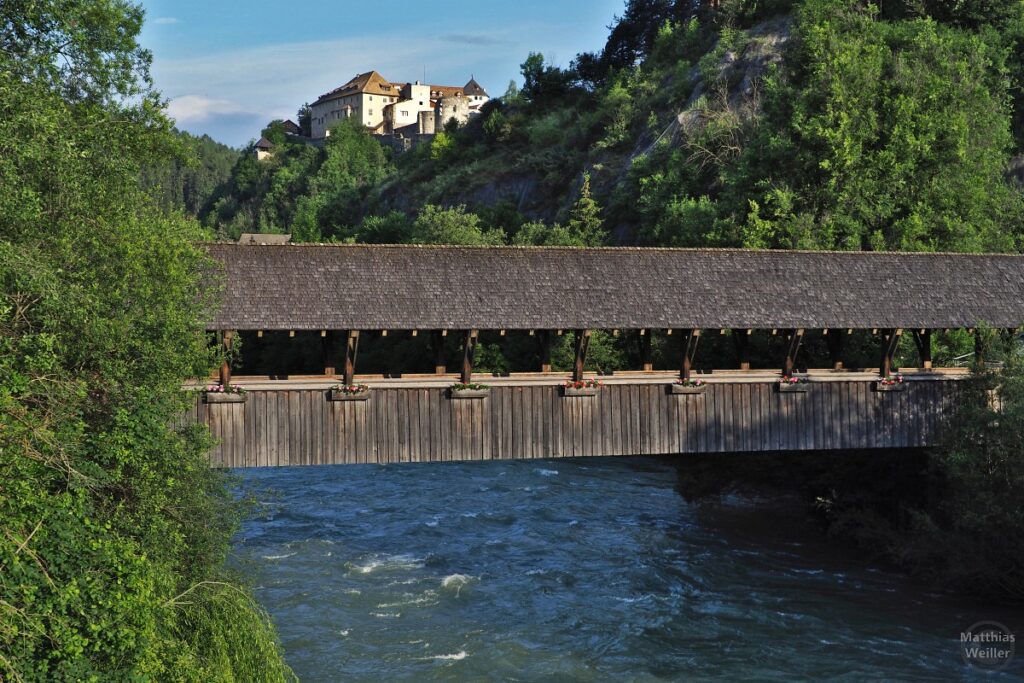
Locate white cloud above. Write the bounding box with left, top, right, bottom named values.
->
left=153, top=17, right=180, bottom=25
left=166, top=95, right=249, bottom=123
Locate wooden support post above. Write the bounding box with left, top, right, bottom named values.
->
left=974, top=328, right=984, bottom=368
left=640, top=331, right=653, bottom=371
left=681, top=329, right=701, bottom=381
left=218, top=330, right=235, bottom=386
left=573, top=329, right=591, bottom=382
left=343, top=330, right=359, bottom=385
left=826, top=329, right=845, bottom=370
left=912, top=330, right=932, bottom=370
left=731, top=329, right=751, bottom=370
left=322, top=331, right=338, bottom=376
left=783, top=329, right=804, bottom=378
left=461, top=329, right=479, bottom=384
left=539, top=330, right=552, bottom=373
left=432, top=331, right=447, bottom=375
left=879, top=328, right=902, bottom=377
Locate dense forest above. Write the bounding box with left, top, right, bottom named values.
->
left=0, top=1, right=292, bottom=680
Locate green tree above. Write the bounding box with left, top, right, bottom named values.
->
left=411, top=205, right=506, bottom=245
left=729, top=1, right=1024, bottom=251
left=566, top=172, right=607, bottom=245
left=890, top=357, right=1024, bottom=598
left=0, top=2, right=293, bottom=679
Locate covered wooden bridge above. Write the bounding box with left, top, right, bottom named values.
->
left=186, top=244, right=1024, bottom=467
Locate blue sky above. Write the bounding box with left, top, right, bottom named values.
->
left=138, top=0, right=624, bottom=147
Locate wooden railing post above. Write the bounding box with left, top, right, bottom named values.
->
left=322, top=330, right=337, bottom=376
left=432, top=330, right=447, bottom=375
left=879, top=328, right=902, bottom=377
left=573, top=329, right=591, bottom=382
left=539, top=330, right=552, bottom=373
left=783, top=328, right=804, bottom=378
left=461, top=329, right=479, bottom=384
left=219, top=330, right=235, bottom=386
left=681, top=329, right=701, bottom=381
left=640, top=330, right=653, bottom=371
left=912, top=329, right=932, bottom=370
left=343, top=330, right=359, bottom=385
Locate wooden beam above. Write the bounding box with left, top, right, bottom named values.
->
left=322, top=330, right=338, bottom=376
left=572, top=329, right=591, bottom=382
left=461, top=329, right=479, bottom=384
left=219, top=330, right=235, bottom=386
left=680, top=329, right=701, bottom=381
left=879, top=328, right=902, bottom=377
left=731, top=329, right=751, bottom=371
left=640, top=330, right=653, bottom=371
left=539, top=330, right=552, bottom=373
left=783, top=329, right=804, bottom=378
left=912, top=330, right=932, bottom=370
left=826, top=329, right=845, bottom=370
left=343, top=330, right=360, bottom=385
left=432, top=330, right=446, bottom=375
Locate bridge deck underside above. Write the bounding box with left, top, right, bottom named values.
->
left=182, top=376, right=963, bottom=467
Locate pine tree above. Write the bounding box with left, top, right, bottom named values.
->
left=567, top=172, right=606, bottom=246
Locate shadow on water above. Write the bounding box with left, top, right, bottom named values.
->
left=231, top=454, right=1024, bottom=682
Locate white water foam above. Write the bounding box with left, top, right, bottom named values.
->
left=434, top=651, right=469, bottom=661
left=417, top=651, right=469, bottom=662
left=441, top=574, right=478, bottom=597
left=347, top=554, right=424, bottom=575
left=535, top=468, right=559, bottom=477
left=261, top=552, right=296, bottom=560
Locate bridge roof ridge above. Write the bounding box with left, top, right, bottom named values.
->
left=204, top=241, right=1024, bottom=259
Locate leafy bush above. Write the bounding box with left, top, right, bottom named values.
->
left=0, top=2, right=293, bottom=679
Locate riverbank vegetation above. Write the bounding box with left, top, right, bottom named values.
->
left=0, top=2, right=293, bottom=679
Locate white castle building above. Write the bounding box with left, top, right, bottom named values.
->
left=309, top=71, right=489, bottom=140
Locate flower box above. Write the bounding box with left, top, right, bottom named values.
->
left=204, top=391, right=246, bottom=404
left=449, top=388, right=490, bottom=399
left=670, top=383, right=707, bottom=395
left=562, top=386, right=600, bottom=397
left=449, top=383, right=490, bottom=399
left=776, top=381, right=809, bottom=393
left=329, top=388, right=371, bottom=401
left=872, top=382, right=906, bottom=393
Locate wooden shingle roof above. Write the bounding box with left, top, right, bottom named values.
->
left=203, top=244, right=1024, bottom=331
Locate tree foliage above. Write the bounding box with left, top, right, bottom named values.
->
left=142, top=129, right=240, bottom=216
left=0, top=1, right=293, bottom=679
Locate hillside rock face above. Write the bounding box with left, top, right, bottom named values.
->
left=371, top=16, right=795, bottom=229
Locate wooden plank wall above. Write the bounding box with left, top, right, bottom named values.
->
left=182, top=381, right=963, bottom=468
